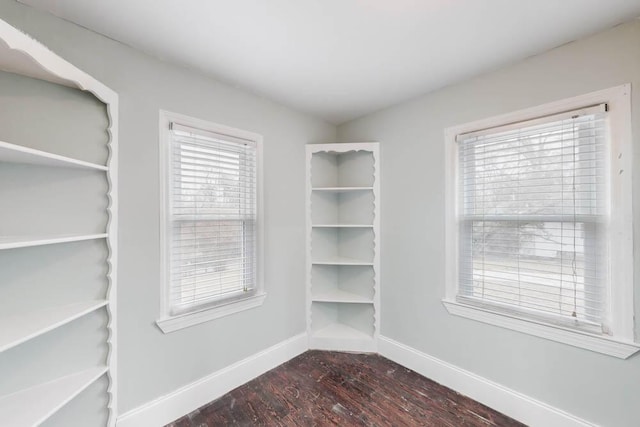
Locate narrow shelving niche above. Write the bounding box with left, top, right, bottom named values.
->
left=311, top=302, right=375, bottom=342
left=0, top=18, right=118, bottom=427
left=306, top=143, right=379, bottom=352
left=311, top=264, right=375, bottom=303
left=311, top=189, right=374, bottom=226
left=311, top=227, right=375, bottom=265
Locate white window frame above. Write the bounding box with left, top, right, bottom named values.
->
left=156, top=110, right=265, bottom=333
left=443, top=85, right=639, bottom=358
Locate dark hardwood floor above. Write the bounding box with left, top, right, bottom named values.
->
left=167, top=350, right=525, bottom=426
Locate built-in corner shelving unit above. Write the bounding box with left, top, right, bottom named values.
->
left=0, top=18, right=118, bottom=427
left=306, top=143, right=380, bottom=352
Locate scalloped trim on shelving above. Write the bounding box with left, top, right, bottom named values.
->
left=0, top=17, right=119, bottom=426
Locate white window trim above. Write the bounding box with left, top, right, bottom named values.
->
left=156, top=110, right=265, bottom=333
left=443, top=85, right=639, bottom=359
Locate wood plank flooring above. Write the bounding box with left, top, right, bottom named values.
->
left=167, top=350, right=525, bottom=426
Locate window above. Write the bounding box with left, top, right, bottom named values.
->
left=157, top=111, right=264, bottom=333
left=444, top=86, right=638, bottom=358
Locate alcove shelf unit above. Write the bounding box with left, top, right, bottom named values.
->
left=0, top=18, right=118, bottom=427
left=306, top=143, right=380, bottom=353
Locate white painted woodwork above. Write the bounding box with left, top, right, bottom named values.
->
left=311, top=227, right=374, bottom=264
left=312, top=257, right=374, bottom=266
left=0, top=140, right=108, bottom=170
left=0, top=367, right=108, bottom=427
left=311, top=264, right=375, bottom=304
left=116, top=334, right=307, bottom=427
left=311, top=289, right=372, bottom=304
left=312, top=225, right=373, bottom=228
left=379, top=337, right=595, bottom=427
left=0, top=234, right=108, bottom=250
left=0, top=300, right=108, bottom=353
left=311, top=187, right=374, bottom=193
left=0, top=17, right=118, bottom=426
left=306, top=143, right=380, bottom=352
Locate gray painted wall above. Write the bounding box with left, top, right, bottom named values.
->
left=0, top=0, right=335, bottom=414
left=337, top=20, right=640, bottom=426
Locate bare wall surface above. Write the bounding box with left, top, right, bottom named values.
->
left=337, top=20, right=640, bottom=427
left=0, top=0, right=336, bottom=414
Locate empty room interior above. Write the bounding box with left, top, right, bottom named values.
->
left=1, top=0, right=640, bottom=426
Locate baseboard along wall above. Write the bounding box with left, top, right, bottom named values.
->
left=378, top=336, right=597, bottom=427
left=116, top=333, right=308, bottom=427
left=117, top=333, right=595, bottom=427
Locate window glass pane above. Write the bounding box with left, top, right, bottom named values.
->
left=168, top=125, right=257, bottom=314
left=461, top=115, right=606, bottom=218
left=458, top=112, right=608, bottom=329
left=460, top=220, right=603, bottom=324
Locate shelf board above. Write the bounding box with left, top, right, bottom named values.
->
left=0, top=366, right=108, bottom=426
left=0, top=140, right=107, bottom=171
left=312, top=256, right=373, bottom=266
left=311, top=187, right=373, bottom=193
left=312, top=224, right=373, bottom=228
left=312, top=290, right=373, bottom=304
left=0, top=300, right=108, bottom=353
left=312, top=323, right=373, bottom=341
left=0, top=233, right=108, bottom=251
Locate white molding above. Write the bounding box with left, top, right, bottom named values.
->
left=378, top=336, right=598, bottom=427
left=156, top=293, right=267, bottom=333
left=116, top=333, right=307, bottom=427
left=443, top=300, right=640, bottom=359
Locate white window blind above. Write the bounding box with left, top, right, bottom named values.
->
left=168, top=122, right=257, bottom=315
left=457, top=104, right=610, bottom=332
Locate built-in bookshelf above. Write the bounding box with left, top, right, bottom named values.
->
left=306, top=143, right=379, bottom=352
left=0, top=18, right=118, bottom=427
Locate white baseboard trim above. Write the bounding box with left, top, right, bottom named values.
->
left=379, top=336, right=597, bottom=427
left=116, top=333, right=308, bottom=427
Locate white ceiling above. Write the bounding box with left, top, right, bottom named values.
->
left=19, top=0, right=640, bottom=124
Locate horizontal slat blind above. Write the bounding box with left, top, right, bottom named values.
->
left=458, top=106, right=609, bottom=331
left=169, top=123, right=257, bottom=314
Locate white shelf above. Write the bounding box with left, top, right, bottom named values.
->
left=312, top=289, right=373, bottom=304
left=0, top=140, right=107, bottom=171
left=0, top=18, right=118, bottom=426
left=0, top=234, right=108, bottom=251
left=312, top=187, right=373, bottom=193
left=312, top=322, right=373, bottom=340
left=0, top=300, right=108, bottom=353
left=312, top=256, right=374, bottom=266
left=312, top=224, right=373, bottom=228
left=307, top=143, right=379, bottom=353
left=0, top=366, right=108, bottom=426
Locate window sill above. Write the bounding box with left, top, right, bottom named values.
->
left=442, top=299, right=640, bottom=359
left=157, top=293, right=267, bottom=334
